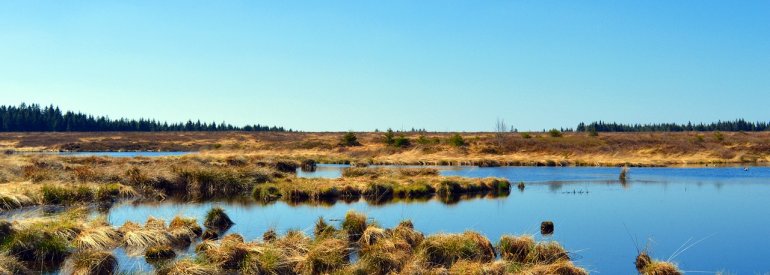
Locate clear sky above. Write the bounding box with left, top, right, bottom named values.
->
left=1, top=1, right=768, bottom=131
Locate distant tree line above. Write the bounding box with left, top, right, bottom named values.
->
left=576, top=119, right=770, bottom=132
left=0, top=103, right=289, bottom=132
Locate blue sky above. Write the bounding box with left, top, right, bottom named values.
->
left=1, top=1, right=768, bottom=131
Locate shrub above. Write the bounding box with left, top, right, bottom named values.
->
left=383, top=129, right=396, bottom=145
left=521, top=133, right=532, bottom=139
left=340, top=132, right=361, bottom=147
left=393, top=135, right=411, bottom=148
left=714, top=131, right=725, bottom=141
left=548, top=129, right=562, bottom=137
left=448, top=134, right=465, bottom=147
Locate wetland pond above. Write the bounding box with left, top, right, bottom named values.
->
left=17, top=165, right=770, bottom=274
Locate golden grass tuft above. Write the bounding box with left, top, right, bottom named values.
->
left=240, top=243, right=294, bottom=274
left=519, top=260, right=588, bottom=275
left=417, top=231, right=496, bottom=268
left=527, top=241, right=570, bottom=264
left=156, top=258, right=219, bottom=275
left=498, top=235, right=535, bottom=263
left=636, top=252, right=682, bottom=275
left=168, top=216, right=203, bottom=246
left=199, top=233, right=251, bottom=270
left=449, top=259, right=506, bottom=275
left=298, top=237, right=350, bottom=274
left=393, top=221, right=425, bottom=248
left=342, top=210, right=367, bottom=241
left=204, top=206, right=234, bottom=230
left=61, top=250, right=117, bottom=275
left=640, top=261, right=682, bottom=275
left=145, top=245, right=177, bottom=260
left=73, top=224, right=121, bottom=250
left=120, top=220, right=173, bottom=253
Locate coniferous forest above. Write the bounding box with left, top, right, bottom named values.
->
left=0, top=103, right=288, bottom=132
left=577, top=120, right=769, bottom=132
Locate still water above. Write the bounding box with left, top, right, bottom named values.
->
left=106, top=165, right=770, bottom=274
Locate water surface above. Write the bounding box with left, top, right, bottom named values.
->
left=106, top=166, right=770, bottom=274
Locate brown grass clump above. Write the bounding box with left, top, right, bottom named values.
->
left=299, top=237, right=349, bottom=274
left=156, top=258, right=219, bottom=275
left=357, top=226, right=413, bottom=274
left=204, top=206, right=234, bottom=230
left=417, top=231, right=496, bottom=268
left=274, top=230, right=311, bottom=258
left=314, top=217, right=337, bottom=239
left=145, top=245, right=176, bottom=260
left=520, top=260, right=588, bottom=275
left=498, top=235, right=535, bottom=263
left=341, top=210, right=368, bottom=241
left=73, top=224, right=121, bottom=250
left=392, top=221, right=425, bottom=249
left=527, top=241, right=570, bottom=264
left=199, top=234, right=251, bottom=270
left=61, top=250, right=118, bottom=275
left=449, top=259, right=506, bottom=275
left=168, top=216, right=203, bottom=246
left=120, top=220, right=173, bottom=253
left=636, top=252, right=682, bottom=275
left=0, top=253, right=32, bottom=275
left=262, top=228, right=278, bottom=242
left=239, top=241, right=295, bottom=275
left=640, top=261, right=681, bottom=275
left=635, top=252, right=652, bottom=272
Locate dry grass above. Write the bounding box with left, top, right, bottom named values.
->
left=417, top=231, right=496, bottom=268
left=72, top=223, right=121, bottom=250
left=3, top=131, right=769, bottom=166
left=156, top=258, right=220, bottom=275
left=1, top=208, right=595, bottom=274
left=61, top=250, right=117, bottom=275
left=636, top=252, right=682, bottom=275
left=119, top=219, right=174, bottom=254
left=498, top=235, right=535, bottom=263
left=0, top=253, right=32, bottom=275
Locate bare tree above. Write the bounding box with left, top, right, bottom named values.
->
left=495, top=118, right=508, bottom=148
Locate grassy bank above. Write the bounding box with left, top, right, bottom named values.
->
left=0, top=154, right=509, bottom=210
left=2, top=131, right=769, bottom=166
